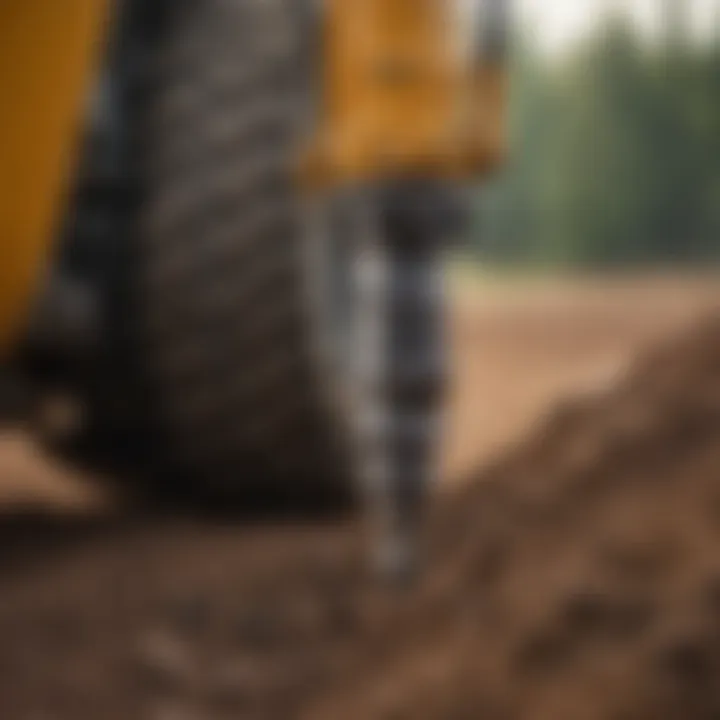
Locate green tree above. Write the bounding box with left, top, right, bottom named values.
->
left=474, top=11, right=720, bottom=269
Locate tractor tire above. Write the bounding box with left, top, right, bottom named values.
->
left=127, top=0, right=357, bottom=502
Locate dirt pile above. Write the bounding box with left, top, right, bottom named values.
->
left=309, top=316, right=720, bottom=720
left=2, top=317, right=720, bottom=720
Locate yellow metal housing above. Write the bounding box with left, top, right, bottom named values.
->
left=0, top=0, right=110, bottom=355
left=304, top=0, right=508, bottom=186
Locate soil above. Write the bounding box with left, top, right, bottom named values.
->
left=1, top=281, right=720, bottom=720
left=309, top=315, right=720, bottom=720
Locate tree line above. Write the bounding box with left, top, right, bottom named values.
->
left=475, top=10, right=720, bottom=269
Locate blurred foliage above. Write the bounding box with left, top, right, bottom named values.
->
left=475, top=9, right=720, bottom=268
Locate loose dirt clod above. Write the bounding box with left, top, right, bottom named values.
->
left=2, top=316, right=720, bottom=720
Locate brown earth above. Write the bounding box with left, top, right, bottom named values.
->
left=1, top=277, right=719, bottom=720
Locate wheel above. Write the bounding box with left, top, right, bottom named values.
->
left=130, top=0, right=355, bottom=501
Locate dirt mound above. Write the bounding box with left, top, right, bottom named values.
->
left=309, top=315, right=720, bottom=720
left=2, top=317, right=720, bottom=720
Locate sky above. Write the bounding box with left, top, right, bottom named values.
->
left=519, top=0, right=719, bottom=53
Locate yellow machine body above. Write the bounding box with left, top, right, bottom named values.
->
left=0, top=0, right=110, bottom=355
left=305, top=0, right=508, bottom=186
left=0, top=0, right=507, bottom=353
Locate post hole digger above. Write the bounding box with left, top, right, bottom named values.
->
left=0, top=0, right=508, bottom=577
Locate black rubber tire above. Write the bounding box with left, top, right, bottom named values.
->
left=131, top=0, right=354, bottom=501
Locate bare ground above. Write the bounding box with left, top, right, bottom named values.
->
left=0, top=275, right=719, bottom=720
left=448, top=274, right=720, bottom=477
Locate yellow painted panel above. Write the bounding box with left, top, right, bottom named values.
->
left=0, top=0, right=110, bottom=355
left=303, top=0, right=508, bottom=186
